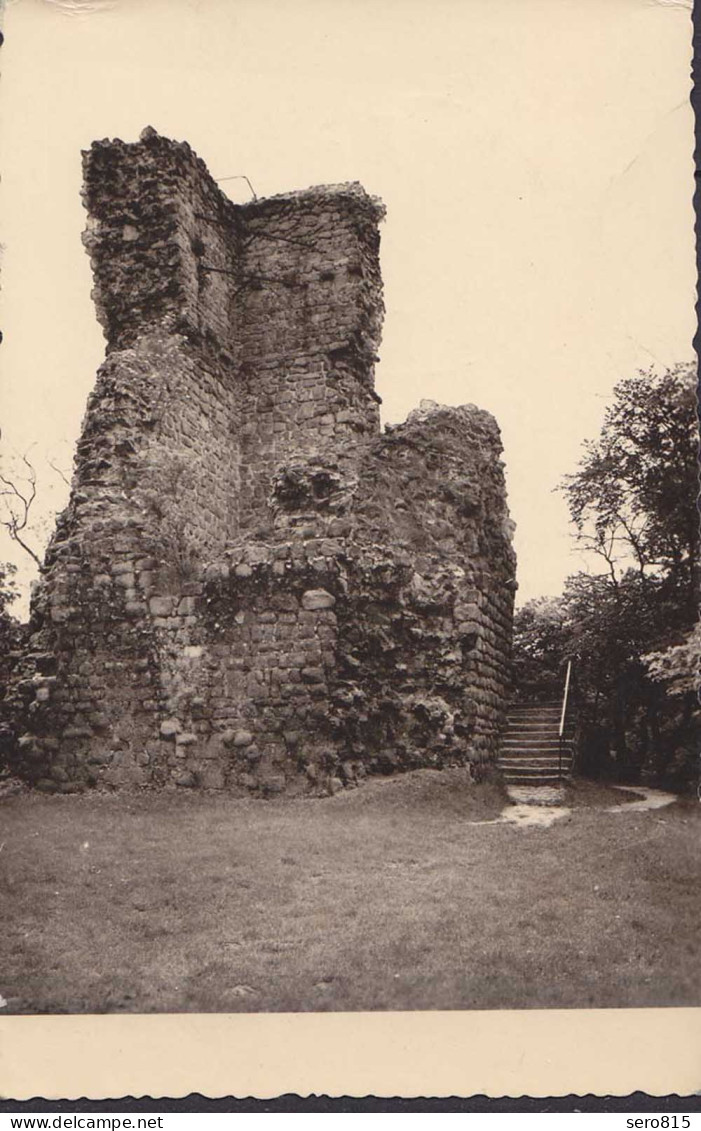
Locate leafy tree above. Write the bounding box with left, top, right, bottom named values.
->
left=511, top=596, right=572, bottom=702
left=0, top=562, right=23, bottom=765
left=0, top=560, right=19, bottom=621
left=560, top=363, right=698, bottom=625
left=643, top=623, right=701, bottom=698
left=641, top=625, right=700, bottom=786
left=512, top=364, right=698, bottom=784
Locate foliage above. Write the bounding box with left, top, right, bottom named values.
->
left=560, top=362, right=698, bottom=617
left=511, top=596, right=572, bottom=701
left=0, top=562, right=23, bottom=759
left=130, top=449, right=201, bottom=582
left=512, top=364, right=699, bottom=785
left=643, top=623, right=701, bottom=698
left=0, top=559, right=19, bottom=619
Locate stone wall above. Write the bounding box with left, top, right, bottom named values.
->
left=7, top=129, right=516, bottom=795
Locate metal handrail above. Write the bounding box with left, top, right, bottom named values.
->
left=558, top=659, right=573, bottom=779
left=559, top=659, right=572, bottom=738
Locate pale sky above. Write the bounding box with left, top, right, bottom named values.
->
left=0, top=0, right=695, bottom=618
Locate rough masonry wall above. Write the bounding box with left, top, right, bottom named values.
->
left=8, top=129, right=516, bottom=795
left=235, top=186, right=384, bottom=532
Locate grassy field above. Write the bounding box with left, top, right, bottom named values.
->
left=1, top=771, right=699, bottom=1014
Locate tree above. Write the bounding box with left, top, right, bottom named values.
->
left=643, top=623, right=701, bottom=698
left=0, top=452, right=42, bottom=567
left=558, top=365, right=699, bottom=781
left=511, top=596, right=572, bottom=702
left=0, top=441, right=74, bottom=577
left=560, top=363, right=698, bottom=629
left=0, top=560, right=19, bottom=622
left=511, top=365, right=698, bottom=783
left=0, top=562, right=23, bottom=764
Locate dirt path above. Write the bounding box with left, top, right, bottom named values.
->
left=472, top=782, right=679, bottom=829
left=604, top=785, right=678, bottom=813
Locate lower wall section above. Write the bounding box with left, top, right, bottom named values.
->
left=10, top=543, right=512, bottom=796
left=8, top=402, right=516, bottom=796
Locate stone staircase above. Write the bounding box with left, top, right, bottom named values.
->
left=498, top=702, right=574, bottom=793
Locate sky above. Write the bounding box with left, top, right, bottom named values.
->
left=0, top=0, right=695, bottom=617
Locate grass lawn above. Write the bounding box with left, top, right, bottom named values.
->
left=1, top=770, right=699, bottom=1014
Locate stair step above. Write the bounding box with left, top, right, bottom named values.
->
left=509, top=702, right=561, bottom=708
left=507, top=718, right=572, bottom=723
left=504, top=773, right=569, bottom=782
left=500, top=751, right=573, bottom=759
left=507, top=705, right=561, bottom=713
left=502, top=733, right=572, bottom=740
left=506, top=733, right=566, bottom=739
left=502, top=766, right=570, bottom=775
left=504, top=738, right=572, bottom=745
left=505, top=719, right=570, bottom=727
left=500, top=765, right=569, bottom=775
left=506, top=701, right=560, bottom=710
left=503, top=730, right=572, bottom=737
left=499, top=757, right=572, bottom=767
left=503, top=766, right=567, bottom=774
left=501, top=748, right=571, bottom=756
left=505, top=719, right=573, bottom=728
left=503, top=771, right=568, bottom=779
left=500, top=753, right=573, bottom=761
left=500, top=769, right=572, bottom=778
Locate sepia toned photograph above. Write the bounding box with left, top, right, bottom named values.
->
left=0, top=0, right=698, bottom=1098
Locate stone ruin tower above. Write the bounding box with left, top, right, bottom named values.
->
left=10, top=129, right=517, bottom=795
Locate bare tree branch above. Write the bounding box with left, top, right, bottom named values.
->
left=0, top=454, right=42, bottom=569
left=48, top=458, right=72, bottom=488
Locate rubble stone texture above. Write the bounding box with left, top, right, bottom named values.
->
left=10, top=129, right=517, bottom=796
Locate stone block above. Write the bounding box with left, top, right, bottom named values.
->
left=301, top=589, right=336, bottom=610
left=87, top=750, right=114, bottom=765
left=177, top=596, right=199, bottom=615
left=149, top=596, right=175, bottom=617
left=62, top=726, right=94, bottom=739
left=160, top=719, right=181, bottom=739
left=262, top=774, right=286, bottom=794
left=36, top=779, right=59, bottom=793
left=301, top=667, right=325, bottom=684
left=175, top=732, right=198, bottom=746
left=125, top=601, right=148, bottom=616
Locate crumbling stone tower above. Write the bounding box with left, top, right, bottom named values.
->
left=11, top=129, right=517, bottom=795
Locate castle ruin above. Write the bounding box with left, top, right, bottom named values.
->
left=10, top=129, right=516, bottom=796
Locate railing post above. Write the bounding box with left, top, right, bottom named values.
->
left=558, top=659, right=572, bottom=781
